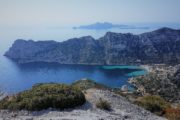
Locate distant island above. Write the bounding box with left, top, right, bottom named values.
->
left=73, top=22, right=149, bottom=30
left=4, top=27, right=180, bottom=65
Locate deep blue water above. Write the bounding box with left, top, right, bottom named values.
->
left=0, top=59, right=146, bottom=94
left=0, top=23, right=179, bottom=94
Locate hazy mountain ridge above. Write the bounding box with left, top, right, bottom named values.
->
left=4, top=27, right=180, bottom=65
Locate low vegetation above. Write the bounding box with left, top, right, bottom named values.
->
left=0, top=83, right=86, bottom=111
left=72, top=79, right=108, bottom=90
left=129, top=66, right=180, bottom=119
left=96, top=98, right=111, bottom=111
left=165, top=107, right=180, bottom=120
left=135, top=95, right=170, bottom=115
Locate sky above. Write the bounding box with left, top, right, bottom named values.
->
left=0, top=0, right=180, bottom=28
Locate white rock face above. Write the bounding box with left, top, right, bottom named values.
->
left=121, top=85, right=128, bottom=91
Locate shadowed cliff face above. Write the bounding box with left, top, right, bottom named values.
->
left=4, top=27, right=180, bottom=65
left=173, top=66, right=180, bottom=87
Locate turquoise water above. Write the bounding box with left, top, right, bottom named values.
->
left=102, top=65, right=142, bottom=70
left=102, top=65, right=147, bottom=77
left=126, top=70, right=147, bottom=77
left=101, top=65, right=147, bottom=91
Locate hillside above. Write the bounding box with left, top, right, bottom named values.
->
left=0, top=88, right=166, bottom=120
left=4, top=28, right=180, bottom=65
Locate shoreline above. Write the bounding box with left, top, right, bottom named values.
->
left=127, top=64, right=180, bottom=103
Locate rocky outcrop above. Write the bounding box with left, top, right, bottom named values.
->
left=0, top=89, right=166, bottom=120
left=129, top=64, right=180, bottom=103
left=4, top=27, right=180, bottom=65
left=172, top=65, right=180, bottom=87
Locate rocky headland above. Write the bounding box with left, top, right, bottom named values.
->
left=4, top=27, right=180, bottom=65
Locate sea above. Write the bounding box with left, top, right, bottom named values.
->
left=0, top=23, right=180, bottom=94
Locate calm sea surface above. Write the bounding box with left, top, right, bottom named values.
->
left=0, top=23, right=179, bottom=94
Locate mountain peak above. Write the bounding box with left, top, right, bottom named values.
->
left=154, top=27, right=177, bottom=33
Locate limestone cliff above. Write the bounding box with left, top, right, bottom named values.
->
left=4, top=28, right=180, bottom=65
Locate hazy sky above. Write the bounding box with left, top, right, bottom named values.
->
left=0, top=0, right=180, bottom=27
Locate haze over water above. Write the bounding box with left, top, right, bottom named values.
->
left=0, top=0, right=180, bottom=94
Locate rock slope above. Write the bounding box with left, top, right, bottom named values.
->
left=129, top=64, right=180, bottom=103
left=5, top=27, right=180, bottom=65
left=173, top=65, right=180, bottom=87
left=0, top=89, right=166, bottom=120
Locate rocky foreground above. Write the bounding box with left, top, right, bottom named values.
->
left=0, top=89, right=166, bottom=120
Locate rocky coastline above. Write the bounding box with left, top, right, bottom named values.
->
left=4, top=27, right=180, bottom=65
left=128, top=64, right=180, bottom=103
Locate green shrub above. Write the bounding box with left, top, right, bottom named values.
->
left=72, top=79, right=108, bottom=90
left=0, top=83, right=86, bottom=111
left=135, top=95, right=170, bottom=115
left=96, top=98, right=111, bottom=111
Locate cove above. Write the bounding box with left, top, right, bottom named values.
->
left=0, top=60, right=147, bottom=94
